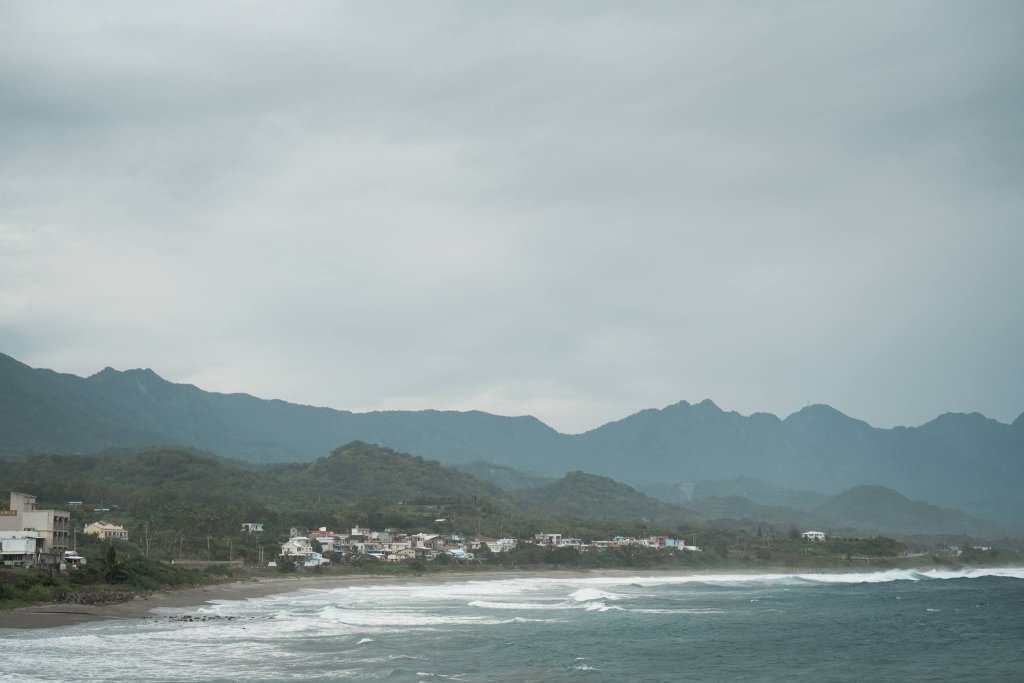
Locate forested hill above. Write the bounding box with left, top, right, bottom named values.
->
left=0, top=444, right=1008, bottom=539
left=2, top=352, right=1022, bottom=525
left=289, top=442, right=508, bottom=503
left=0, top=443, right=506, bottom=535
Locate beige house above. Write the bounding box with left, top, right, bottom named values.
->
left=0, top=492, right=70, bottom=564
left=281, top=536, right=313, bottom=557
left=84, top=521, right=129, bottom=541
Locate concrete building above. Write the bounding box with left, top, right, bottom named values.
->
left=0, top=492, right=70, bottom=564
left=0, top=531, right=45, bottom=567
left=801, top=531, right=827, bottom=542
left=534, top=533, right=562, bottom=546
left=534, top=533, right=582, bottom=549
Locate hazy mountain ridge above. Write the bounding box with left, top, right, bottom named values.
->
left=454, top=461, right=554, bottom=491
left=637, top=476, right=829, bottom=510
left=512, top=471, right=687, bottom=523
left=508, top=471, right=1007, bottom=538
left=1, top=352, right=1021, bottom=524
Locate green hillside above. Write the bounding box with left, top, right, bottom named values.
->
left=290, top=442, right=509, bottom=503
left=0, top=442, right=508, bottom=542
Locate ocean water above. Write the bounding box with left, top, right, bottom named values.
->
left=3, top=568, right=1024, bottom=682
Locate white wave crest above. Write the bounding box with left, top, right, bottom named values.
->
left=569, top=588, right=623, bottom=602
left=468, top=600, right=568, bottom=610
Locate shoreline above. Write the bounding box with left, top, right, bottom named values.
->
left=1, top=564, right=1014, bottom=632
left=0, top=569, right=601, bottom=631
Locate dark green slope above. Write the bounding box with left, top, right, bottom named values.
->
left=291, top=441, right=508, bottom=503
left=0, top=442, right=506, bottom=531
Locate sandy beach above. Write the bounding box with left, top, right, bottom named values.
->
left=0, top=569, right=607, bottom=631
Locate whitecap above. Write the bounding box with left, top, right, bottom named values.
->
left=468, top=600, right=569, bottom=611
left=569, top=588, right=623, bottom=602
left=629, top=608, right=723, bottom=615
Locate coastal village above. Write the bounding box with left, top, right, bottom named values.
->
left=271, top=526, right=702, bottom=567
left=0, top=489, right=704, bottom=571
left=3, top=488, right=993, bottom=576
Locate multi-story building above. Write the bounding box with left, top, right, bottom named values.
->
left=0, top=492, right=70, bottom=565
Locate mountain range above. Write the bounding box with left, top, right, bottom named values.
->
left=0, top=442, right=1003, bottom=539
left=2, top=351, right=1021, bottom=526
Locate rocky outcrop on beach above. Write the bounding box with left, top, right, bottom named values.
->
left=52, top=588, right=141, bottom=606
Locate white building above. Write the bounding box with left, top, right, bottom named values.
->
left=534, top=533, right=582, bottom=549
left=534, top=533, right=562, bottom=546
left=801, top=531, right=827, bottom=542
left=0, top=531, right=45, bottom=567
left=303, top=552, right=330, bottom=567
left=241, top=522, right=264, bottom=534
left=64, top=550, right=87, bottom=566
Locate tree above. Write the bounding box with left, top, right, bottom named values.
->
left=476, top=541, right=494, bottom=562
left=103, top=545, right=127, bottom=584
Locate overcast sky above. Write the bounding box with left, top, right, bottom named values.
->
left=1, top=2, right=1022, bottom=432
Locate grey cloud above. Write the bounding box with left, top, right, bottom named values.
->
left=0, top=1, right=1021, bottom=432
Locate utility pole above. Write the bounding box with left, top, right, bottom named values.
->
left=145, top=523, right=150, bottom=557
left=179, top=536, right=184, bottom=560
left=229, top=538, right=233, bottom=561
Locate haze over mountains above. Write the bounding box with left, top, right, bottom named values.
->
left=2, top=352, right=1021, bottom=527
